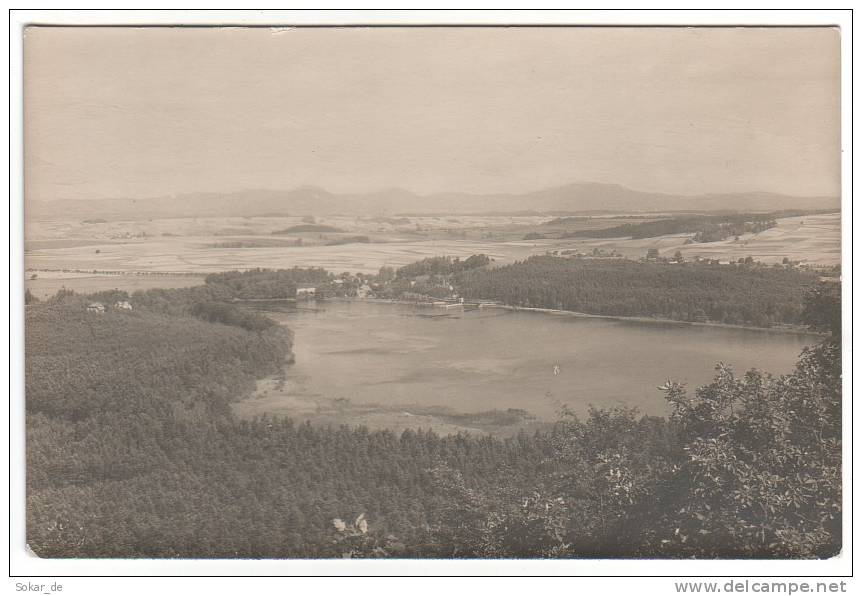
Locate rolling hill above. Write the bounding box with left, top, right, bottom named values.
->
left=26, top=182, right=839, bottom=221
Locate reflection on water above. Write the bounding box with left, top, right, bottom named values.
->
left=242, top=300, right=814, bottom=425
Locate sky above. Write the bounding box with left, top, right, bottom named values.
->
left=24, top=26, right=841, bottom=201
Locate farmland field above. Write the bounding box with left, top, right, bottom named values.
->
left=24, top=271, right=204, bottom=300
left=24, top=212, right=841, bottom=298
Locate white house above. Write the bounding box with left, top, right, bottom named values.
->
left=87, top=302, right=106, bottom=314
left=296, top=287, right=317, bottom=300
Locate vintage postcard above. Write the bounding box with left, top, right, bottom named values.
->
left=19, top=19, right=844, bottom=571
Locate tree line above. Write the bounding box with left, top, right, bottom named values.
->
left=453, top=256, right=819, bottom=327
left=559, top=211, right=816, bottom=241
left=395, top=254, right=491, bottom=279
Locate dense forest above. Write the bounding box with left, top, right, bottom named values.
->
left=559, top=212, right=812, bottom=241
left=25, top=279, right=841, bottom=558
left=58, top=258, right=821, bottom=330
left=453, top=256, right=819, bottom=327
left=202, top=267, right=332, bottom=299
left=395, top=254, right=492, bottom=279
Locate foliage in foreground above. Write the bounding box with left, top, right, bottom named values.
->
left=25, top=284, right=841, bottom=558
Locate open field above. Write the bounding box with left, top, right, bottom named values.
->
left=25, top=212, right=841, bottom=298
left=25, top=236, right=532, bottom=275
left=23, top=213, right=621, bottom=278
left=515, top=212, right=841, bottom=266
left=25, top=271, right=204, bottom=300
left=25, top=213, right=560, bottom=241
left=674, top=213, right=841, bottom=265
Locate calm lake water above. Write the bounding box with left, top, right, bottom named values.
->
left=249, top=300, right=814, bottom=423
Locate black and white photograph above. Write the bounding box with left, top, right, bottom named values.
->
left=8, top=8, right=853, bottom=585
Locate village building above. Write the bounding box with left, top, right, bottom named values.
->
left=296, top=287, right=317, bottom=300
left=86, top=302, right=106, bottom=314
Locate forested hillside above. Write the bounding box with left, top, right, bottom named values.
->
left=395, top=254, right=492, bottom=279
left=26, top=283, right=841, bottom=558
left=560, top=211, right=815, bottom=241
left=455, top=256, right=819, bottom=327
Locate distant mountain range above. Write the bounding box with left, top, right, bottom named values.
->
left=26, top=182, right=840, bottom=221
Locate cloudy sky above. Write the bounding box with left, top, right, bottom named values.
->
left=25, top=26, right=840, bottom=201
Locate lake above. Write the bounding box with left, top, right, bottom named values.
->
left=233, top=300, right=816, bottom=435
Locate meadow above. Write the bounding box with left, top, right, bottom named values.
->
left=25, top=212, right=840, bottom=299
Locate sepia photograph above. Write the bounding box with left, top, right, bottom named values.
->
left=12, top=11, right=849, bottom=579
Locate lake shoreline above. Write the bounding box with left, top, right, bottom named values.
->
left=238, top=298, right=815, bottom=433
left=324, top=296, right=822, bottom=337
